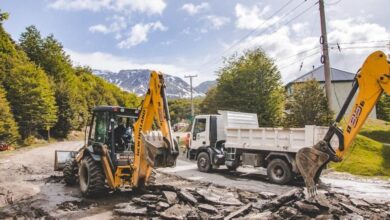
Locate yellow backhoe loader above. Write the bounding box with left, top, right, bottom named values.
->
left=296, top=51, right=390, bottom=197
left=54, top=71, right=179, bottom=196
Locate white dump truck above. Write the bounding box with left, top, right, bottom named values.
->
left=187, top=111, right=337, bottom=184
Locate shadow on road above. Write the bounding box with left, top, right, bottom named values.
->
left=208, top=168, right=305, bottom=187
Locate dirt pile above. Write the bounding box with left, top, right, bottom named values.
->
left=111, top=174, right=390, bottom=220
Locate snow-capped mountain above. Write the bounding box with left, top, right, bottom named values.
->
left=194, top=80, right=216, bottom=94
left=93, top=69, right=205, bottom=99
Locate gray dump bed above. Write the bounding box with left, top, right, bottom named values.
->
left=219, top=111, right=338, bottom=153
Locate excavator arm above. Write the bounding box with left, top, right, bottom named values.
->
left=296, top=51, right=390, bottom=197
left=131, top=71, right=178, bottom=187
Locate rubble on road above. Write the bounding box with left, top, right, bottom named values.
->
left=3, top=169, right=388, bottom=219
left=109, top=172, right=390, bottom=220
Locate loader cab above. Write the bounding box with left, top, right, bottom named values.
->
left=88, top=106, right=139, bottom=163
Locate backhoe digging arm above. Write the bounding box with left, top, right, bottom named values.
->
left=131, top=71, right=178, bottom=188
left=296, top=51, right=390, bottom=197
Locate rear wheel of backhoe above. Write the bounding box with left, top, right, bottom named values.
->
left=267, top=159, right=292, bottom=184
left=63, top=160, right=78, bottom=185
left=79, top=155, right=106, bottom=196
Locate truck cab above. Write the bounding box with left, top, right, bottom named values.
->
left=187, top=114, right=227, bottom=171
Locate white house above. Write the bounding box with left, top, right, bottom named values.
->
left=285, top=66, right=376, bottom=118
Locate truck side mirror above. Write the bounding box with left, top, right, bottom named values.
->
left=193, top=133, right=196, bottom=141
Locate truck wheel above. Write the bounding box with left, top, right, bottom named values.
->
left=267, top=159, right=292, bottom=184
left=197, top=152, right=212, bottom=172
left=63, top=160, right=78, bottom=185
left=79, top=155, right=106, bottom=196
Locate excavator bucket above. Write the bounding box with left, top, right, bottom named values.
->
left=296, top=141, right=330, bottom=197
left=142, top=132, right=178, bottom=168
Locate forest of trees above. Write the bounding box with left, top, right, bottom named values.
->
left=0, top=12, right=139, bottom=145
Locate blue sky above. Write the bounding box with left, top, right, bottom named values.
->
left=2, top=0, right=390, bottom=85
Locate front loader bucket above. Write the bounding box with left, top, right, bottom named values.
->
left=142, top=132, right=178, bottom=168
left=54, top=150, right=77, bottom=171
left=296, top=142, right=330, bottom=197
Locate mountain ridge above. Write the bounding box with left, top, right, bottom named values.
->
left=93, top=69, right=209, bottom=99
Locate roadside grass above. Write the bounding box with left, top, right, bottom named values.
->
left=330, top=134, right=390, bottom=177
left=359, top=118, right=390, bottom=144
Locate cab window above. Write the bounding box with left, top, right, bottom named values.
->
left=90, top=112, right=108, bottom=143
left=193, top=118, right=206, bottom=137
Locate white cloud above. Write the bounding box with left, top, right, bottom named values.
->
left=227, top=17, right=390, bottom=83
left=112, top=0, right=166, bottom=15
left=292, top=22, right=309, bottom=33
left=181, top=27, right=191, bottom=35
left=66, top=49, right=200, bottom=79
left=181, top=3, right=210, bottom=15
left=49, top=0, right=166, bottom=15
left=109, top=15, right=127, bottom=32
left=161, top=40, right=175, bottom=46
left=235, top=3, right=279, bottom=30
left=328, top=18, right=388, bottom=45
left=89, top=15, right=128, bottom=35
left=49, top=0, right=111, bottom=11
left=205, top=15, right=230, bottom=29
left=89, top=24, right=110, bottom=34
left=118, top=22, right=167, bottom=48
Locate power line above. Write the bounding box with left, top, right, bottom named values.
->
left=330, top=45, right=388, bottom=50
left=201, top=1, right=319, bottom=75
left=275, top=46, right=320, bottom=62
left=278, top=49, right=321, bottom=70
left=329, top=40, right=390, bottom=45
left=200, top=0, right=311, bottom=69
left=184, top=74, right=197, bottom=117
left=325, top=0, right=342, bottom=6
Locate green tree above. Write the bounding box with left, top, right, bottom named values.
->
left=0, top=22, right=57, bottom=140
left=199, top=86, right=218, bottom=114
left=0, top=10, right=9, bottom=23
left=4, top=62, right=57, bottom=138
left=285, top=79, right=333, bottom=127
left=0, top=86, right=20, bottom=143
left=201, top=48, right=284, bottom=126
left=19, top=27, right=87, bottom=137
left=377, top=94, right=390, bottom=121
left=169, top=98, right=202, bottom=123
left=19, top=26, right=43, bottom=64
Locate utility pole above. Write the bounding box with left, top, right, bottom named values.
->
left=184, top=74, right=198, bottom=117
left=319, top=0, right=333, bottom=111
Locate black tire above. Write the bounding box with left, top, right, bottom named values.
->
left=197, top=152, right=212, bottom=172
left=267, top=159, right=293, bottom=184
left=79, top=155, right=106, bottom=196
left=63, top=160, right=78, bottom=185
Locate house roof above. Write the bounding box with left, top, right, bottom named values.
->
left=286, top=65, right=356, bottom=87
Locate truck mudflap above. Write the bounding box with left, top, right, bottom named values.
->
left=54, top=150, right=77, bottom=171
left=210, top=147, right=225, bottom=165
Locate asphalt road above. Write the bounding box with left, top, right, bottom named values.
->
left=158, top=153, right=297, bottom=195
left=158, top=152, right=390, bottom=202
